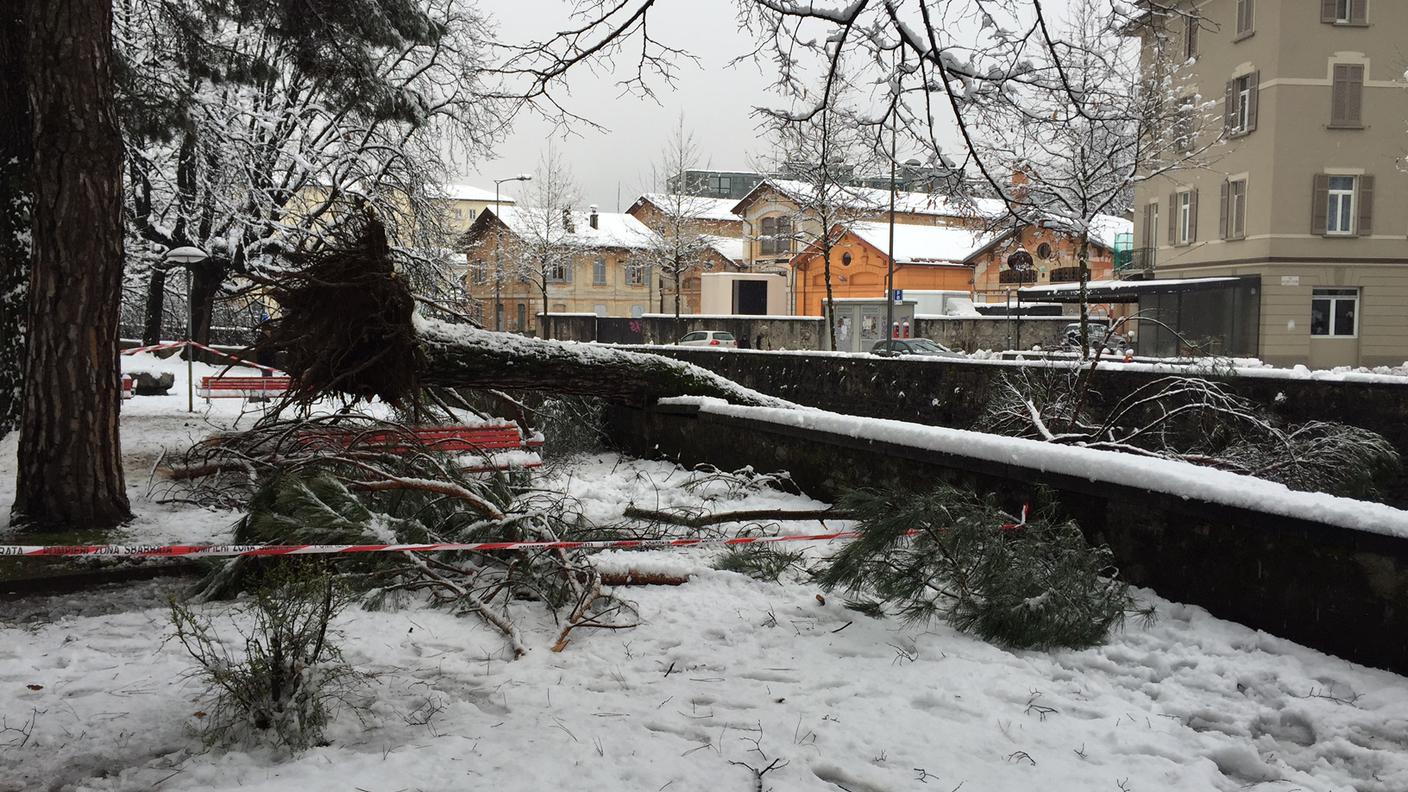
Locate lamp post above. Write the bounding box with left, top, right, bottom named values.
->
left=493, top=174, right=533, bottom=331
left=164, top=245, right=208, bottom=412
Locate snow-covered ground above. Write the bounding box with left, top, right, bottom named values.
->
left=3, top=368, right=1408, bottom=791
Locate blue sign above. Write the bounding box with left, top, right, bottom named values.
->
left=891, top=289, right=903, bottom=303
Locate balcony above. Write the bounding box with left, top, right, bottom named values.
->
left=1118, top=247, right=1156, bottom=278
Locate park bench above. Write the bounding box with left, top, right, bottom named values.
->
left=302, top=423, right=544, bottom=472
left=196, top=375, right=292, bottom=400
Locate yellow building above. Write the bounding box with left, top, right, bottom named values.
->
left=460, top=205, right=660, bottom=333
left=441, top=183, right=516, bottom=234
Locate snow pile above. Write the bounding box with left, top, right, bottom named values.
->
left=662, top=397, right=1408, bottom=539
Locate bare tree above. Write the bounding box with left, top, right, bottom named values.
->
left=503, top=145, right=584, bottom=340
left=0, top=4, right=30, bottom=440
left=766, top=92, right=879, bottom=348
left=967, top=0, right=1216, bottom=356
left=116, top=0, right=500, bottom=345
left=641, top=118, right=717, bottom=335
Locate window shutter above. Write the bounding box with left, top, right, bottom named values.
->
left=1357, top=175, right=1375, bottom=235
left=1168, top=192, right=1178, bottom=242
left=1342, top=64, right=1364, bottom=126
left=1185, top=16, right=1198, bottom=58
left=1311, top=174, right=1330, bottom=235
left=1332, top=65, right=1363, bottom=126
left=1142, top=204, right=1154, bottom=247
left=1236, top=180, right=1248, bottom=238
left=1321, top=0, right=1338, bottom=22
left=1238, top=0, right=1255, bottom=36
left=1222, top=79, right=1233, bottom=133
left=1246, top=72, right=1260, bottom=131
left=1350, top=0, right=1368, bottom=24
left=1219, top=181, right=1230, bottom=239
left=1188, top=189, right=1199, bottom=242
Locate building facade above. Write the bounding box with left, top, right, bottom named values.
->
left=1133, top=0, right=1408, bottom=367
left=442, top=183, right=516, bottom=234
left=460, top=206, right=659, bottom=333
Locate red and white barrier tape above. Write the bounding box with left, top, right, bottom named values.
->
left=122, top=340, right=282, bottom=373
left=0, top=530, right=881, bottom=559
left=0, top=506, right=1030, bottom=559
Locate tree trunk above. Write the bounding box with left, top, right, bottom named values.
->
left=1077, top=232, right=1091, bottom=360
left=0, top=4, right=32, bottom=439
left=415, top=321, right=783, bottom=408
left=14, top=0, right=131, bottom=529
left=189, top=261, right=221, bottom=346
left=141, top=265, right=168, bottom=345
left=822, top=240, right=837, bottom=351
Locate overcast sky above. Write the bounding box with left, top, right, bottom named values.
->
left=460, top=0, right=1079, bottom=210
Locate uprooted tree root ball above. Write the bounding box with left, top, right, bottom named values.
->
left=265, top=214, right=423, bottom=407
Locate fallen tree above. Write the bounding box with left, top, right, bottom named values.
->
left=265, top=216, right=787, bottom=412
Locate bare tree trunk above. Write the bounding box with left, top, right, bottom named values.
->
left=822, top=238, right=837, bottom=350
left=0, top=4, right=32, bottom=439
left=141, top=266, right=168, bottom=345
left=14, top=0, right=131, bottom=528
left=190, top=261, right=221, bottom=345
left=1077, top=232, right=1091, bottom=359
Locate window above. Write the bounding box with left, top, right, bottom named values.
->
left=516, top=303, right=526, bottom=331
left=759, top=216, right=794, bottom=256
left=1311, top=288, right=1358, bottom=337
left=1313, top=174, right=1374, bottom=236
left=1235, top=0, right=1255, bottom=38
left=547, top=260, right=572, bottom=283
left=1183, top=14, right=1198, bottom=59
left=625, top=262, right=647, bottom=286
left=1221, top=179, right=1248, bottom=240
left=1036, top=242, right=1053, bottom=260
left=1324, top=0, right=1367, bottom=25
left=1225, top=73, right=1258, bottom=136
left=1330, top=64, right=1364, bottom=128
left=1143, top=202, right=1159, bottom=248
left=592, top=256, right=607, bottom=285
left=1049, top=266, right=1081, bottom=283
left=1174, top=97, right=1196, bottom=152
left=1327, top=176, right=1356, bottom=235
left=1171, top=190, right=1197, bottom=244
left=470, top=261, right=487, bottom=286
left=630, top=304, right=644, bottom=319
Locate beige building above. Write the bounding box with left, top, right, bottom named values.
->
left=460, top=205, right=660, bottom=332
left=1132, top=0, right=1408, bottom=366
left=442, top=183, right=516, bottom=234
left=730, top=178, right=1004, bottom=271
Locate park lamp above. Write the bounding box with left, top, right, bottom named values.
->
left=491, top=174, right=533, bottom=331
left=163, top=245, right=208, bottom=413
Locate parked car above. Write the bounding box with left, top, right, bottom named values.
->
left=870, top=338, right=964, bottom=358
left=1060, top=322, right=1127, bottom=354
left=676, top=330, right=737, bottom=348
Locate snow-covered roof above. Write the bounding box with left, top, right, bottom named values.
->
left=636, top=194, right=741, bottom=222
left=704, top=235, right=746, bottom=263
left=443, top=183, right=515, bottom=203
left=741, top=178, right=1008, bottom=220
left=846, top=222, right=992, bottom=266
left=1020, top=276, right=1241, bottom=295
left=487, top=206, right=658, bottom=250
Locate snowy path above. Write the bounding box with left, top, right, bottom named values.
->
left=2, top=370, right=1407, bottom=791
left=3, top=560, right=1407, bottom=792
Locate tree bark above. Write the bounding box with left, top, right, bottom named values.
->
left=141, top=266, right=168, bottom=345
left=0, top=5, right=32, bottom=439
left=14, top=0, right=131, bottom=528
left=415, top=320, right=785, bottom=408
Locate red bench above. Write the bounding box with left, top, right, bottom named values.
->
left=301, top=424, right=544, bottom=471
left=196, top=375, right=292, bottom=400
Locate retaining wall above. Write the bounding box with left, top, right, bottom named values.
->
left=606, top=402, right=1408, bottom=674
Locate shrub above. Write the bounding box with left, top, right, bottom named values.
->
left=170, top=563, right=365, bottom=750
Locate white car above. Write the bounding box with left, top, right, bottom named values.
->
left=676, top=330, right=738, bottom=348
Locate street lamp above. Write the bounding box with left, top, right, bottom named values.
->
left=493, top=174, right=532, bottom=331
left=164, top=245, right=208, bottom=412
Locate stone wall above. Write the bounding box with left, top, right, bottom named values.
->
left=538, top=312, right=1074, bottom=352
left=641, top=348, right=1408, bottom=505
left=606, top=402, right=1408, bottom=674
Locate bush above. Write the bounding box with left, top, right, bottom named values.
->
left=817, top=486, right=1148, bottom=650
left=170, top=563, right=365, bottom=750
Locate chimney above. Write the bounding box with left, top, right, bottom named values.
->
left=562, top=208, right=574, bottom=232
left=589, top=205, right=599, bottom=230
